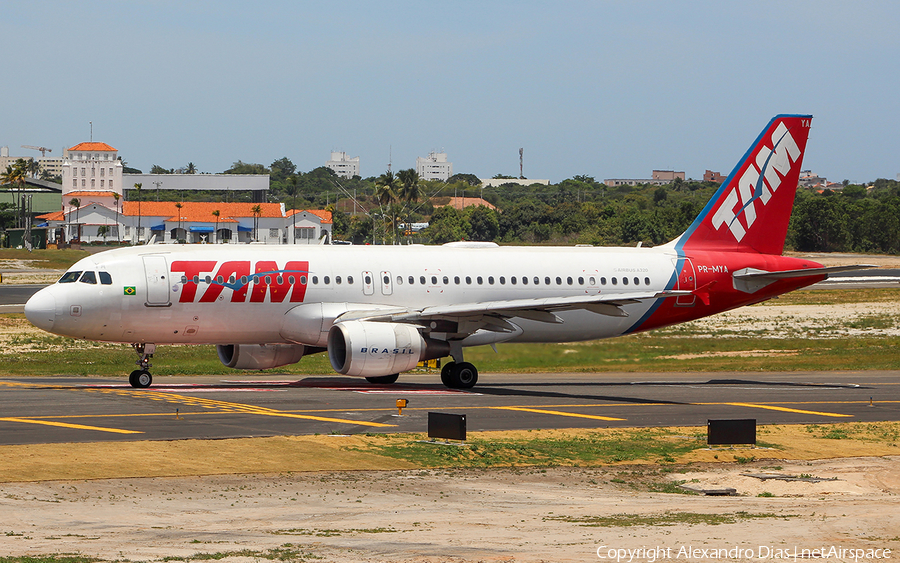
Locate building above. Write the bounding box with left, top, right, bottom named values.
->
left=37, top=201, right=332, bottom=245
left=61, top=142, right=124, bottom=199
left=431, top=196, right=497, bottom=211
left=605, top=169, right=685, bottom=187
left=416, top=151, right=453, bottom=181
left=479, top=178, right=550, bottom=187
left=325, top=151, right=360, bottom=179
left=798, top=170, right=827, bottom=188
left=0, top=146, right=34, bottom=173
left=703, top=170, right=727, bottom=183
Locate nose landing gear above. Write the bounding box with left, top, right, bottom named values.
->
left=129, top=343, right=155, bottom=388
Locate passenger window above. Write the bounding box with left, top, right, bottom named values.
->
left=205, top=275, right=212, bottom=284
left=194, top=275, right=201, bottom=284
left=431, top=276, right=437, bottom=285
left=383, top=275, right=389, bottom=285
left=365, top=275, right=372, bottom=284
left=420, top=276, right=426, bottom=285
left=300, top=276, right=308, bottom=285
left=442, top=276, right=449, bottom=285
left=217, top=275, right=225, bottom=284
left=409, top=276, right=415, bottom=285
left=499, top=276, right=505, bottom=285
left=477, top=276, right=483, bottom=285
left=644, top=277, right=650, bottom=285
left=633, top=277, right=639, bottom=286
left=232, top=275, right=238, bottom=284
left=466, top=276, right=472, bottom=284
left=396, top=276, right=403, bottom=285
left=588, top=277, right=595, bottom=285
left=181, top=275, right=188, bottom=284
left=335, top=276, right=342, bottom=285
left=578, top=277, right=584, bottom=285
left=512, top=277, right=518, bottom=285
left=534, top=277, right=540, bottom=285
left=454, top=276, right=460, bottom=284
left=522, top=277, right=528, bottom=285
left=623, top=277, right=629, bottom=285
left=312, top=276, right=319, bottom=284
left=323, top=276, right=330, bottom=284
left=240, top=276, right=248, bottom=285
left=567, top=276, right=573, bottom=285
left=79, top=271, right=97, bottom=284
left=488, top=276, right=495, bottom=285
left=556, top=277, right=562, bottom=285
left=265, top=276, right=272, bottom=285
left=347, top=276, right=354, bottom=284
left=601, top=277, right=607, bottom=285
left=59, top=271, right=82, bottom=283
left=545, top=277, right=551, bottom=285
left=612, top=277, right=618, bottom=285
left=99, top=271, right=112, bottom=285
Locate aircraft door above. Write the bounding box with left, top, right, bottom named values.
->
left=380, top=271, right=393, bottom=295
left=675, top=257, right=696, bottom=306
left=142, top=255, right=171, bottom=306
left=362, top=271, right=375, bottom=295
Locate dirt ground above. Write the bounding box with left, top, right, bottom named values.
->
left=0, top=428, right=899, bottom=562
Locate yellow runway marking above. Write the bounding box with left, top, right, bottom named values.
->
left=493, top=406, right=625, bottom=421
left=0, top=417, right=142, bottom=434
left=724, top=402, right=853, bottom=418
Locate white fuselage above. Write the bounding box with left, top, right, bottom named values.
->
left=27, top=243, right=681, bottom=346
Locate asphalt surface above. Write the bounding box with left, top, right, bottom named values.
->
left=0, top=371, right=897, bottom=445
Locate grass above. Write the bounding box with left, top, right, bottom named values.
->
left=159, top=544, right=321, bottom=561
left=0, top=558, right=99, bottom=563
left=0, top=248, right=91, bottom=270
left=804, top=422, right=900, bottom=443
left=351, top=428, right=706, bottom=468
left=546, top=511, right=798, bottom=527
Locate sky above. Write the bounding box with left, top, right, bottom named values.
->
left=2, top=0, right=898, bottom=184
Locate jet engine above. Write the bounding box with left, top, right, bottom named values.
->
left=217, top=343, right=309, bottom=370
left=327, top=321, right=449, bottom=377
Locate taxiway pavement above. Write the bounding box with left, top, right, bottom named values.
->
left=1, top=371, right=897, bottom=445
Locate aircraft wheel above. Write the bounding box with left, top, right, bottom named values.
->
left=129, top=369, right=152, bottom=389
left=440, top=362, right=456, bottom=387
left=365, top=374, right=399, bottom=384
left=442, top=362, right=478, bottom=389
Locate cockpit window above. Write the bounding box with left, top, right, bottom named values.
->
left=99, top=272, right=112, bottom=285
left=79, top=271, right=97, bottom=284
left=59, top=271, right=82, bottom=283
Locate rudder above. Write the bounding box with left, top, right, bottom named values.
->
left=677, top=114, right=812, bottom=255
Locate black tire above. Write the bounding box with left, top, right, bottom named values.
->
left=129, top=369, right=152, bottom=389
left=452, top=362, right=478, bottom=389
left=365, top=373, right=399, bottom=384
left=440, top=361, right=456, bottom=387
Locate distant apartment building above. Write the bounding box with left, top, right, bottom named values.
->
left=38, top=157, right=65, bottom=178
left=325, top=151, right=360, bottom=179
left=416, top=151, right=453, bottom=181
left=798, top=170, right=827, bottom=188
left=703, top=170, right=727, bottom=183
left=605, top=170, right=685, bottom=187
left=0, top=146, right=34, bottom=172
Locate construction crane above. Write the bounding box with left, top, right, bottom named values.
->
left=21, top=145, right=52, bottom=157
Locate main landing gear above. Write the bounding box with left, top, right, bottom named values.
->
left=129, top=343, right=155, bottom=389
left=440, top=361, right=478, bottom=389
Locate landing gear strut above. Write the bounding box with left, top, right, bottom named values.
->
left=129, top=343, right=155, bottom=388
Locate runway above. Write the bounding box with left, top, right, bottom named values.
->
left=1, top=371, right=897, bottom=445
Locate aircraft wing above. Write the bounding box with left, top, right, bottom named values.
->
left=337, top=289, right=692, bottom=328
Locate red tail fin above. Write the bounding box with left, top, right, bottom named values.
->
left=677, top=115, right=812, bottom=255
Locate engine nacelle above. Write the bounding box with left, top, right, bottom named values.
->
left=327, top=321, right=449, bottom=377
left=217, top=343, right=308, bottom=370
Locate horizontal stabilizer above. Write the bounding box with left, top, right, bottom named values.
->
left=732, top=264, right=877, bottom=293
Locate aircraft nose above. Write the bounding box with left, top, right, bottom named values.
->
left=24, top=287, right=57, bottom=332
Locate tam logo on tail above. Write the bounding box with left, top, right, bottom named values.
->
left=680, top=115, right=812, bottom=255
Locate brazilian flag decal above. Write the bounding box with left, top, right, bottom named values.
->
left=124, top=286, right=137, bottom=296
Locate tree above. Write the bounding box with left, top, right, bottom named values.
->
left=68, top=198, right=81, bottom=241
left=375, top=170, right=399, bottom=243
left=465, top=205, right=500, bottom=241
left=396, top=168, right=420, bottom=236
left=212, top=209, right=220, bottom=244
left=185, top=162, right=197, bottom=174
left=251, top=204, right=262, bottom=241
left=270, top=157, right=296, bottom=183
left=224, top=161, right=269, bottom=175
left=97, top=225, right=110, bottom=242
left=133, top=183, right=143, bottom=244
left=149, top=165, right=173, bottom=174
left=175, top=202, right=184, bottom=241
left=426, top=206, right=469, bottom=244
left=113, top=193, right=120, bottom=240
left=447, top=173, right=481, bottom=186
left=1, top=160, right=27, bottom=228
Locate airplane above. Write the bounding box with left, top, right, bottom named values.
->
left=24, top=114, right=873, bottom=389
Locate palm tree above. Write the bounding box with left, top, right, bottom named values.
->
left=133, top=182, right=143, bottom=244
left=185, top=162, right=197, bottom=174
left=175, top=202, right=184, bottom=242
left=212, top=209, right=220, bottom=243
left=68, top=198, right=81, bottom=241
left=375, top=170, right=398, bottom=244
left=397, top=168, right=420, bottom=238
left=1, top=161, right=27, bottom=228
left=251, top=204, right=262, bottom=241
left=112, top=193, right=120, bottom=241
